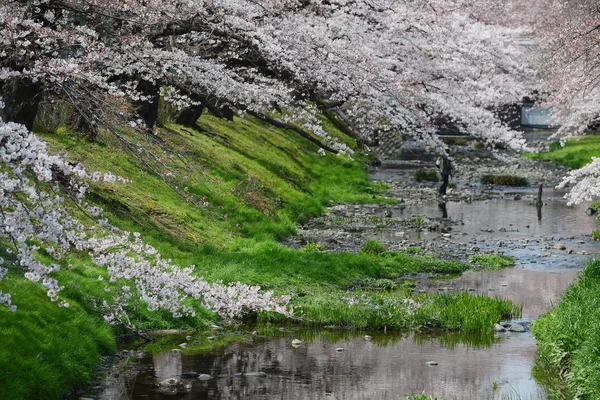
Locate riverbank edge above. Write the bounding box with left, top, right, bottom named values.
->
left=0, top=112, right=521, bottom=400
left=532, top=257, right=600, bottom=399
left=526, top=137, right=600, bottom=398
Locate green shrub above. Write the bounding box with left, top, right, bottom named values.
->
left=481, top=175, right=529, bottom=187
left=473, top=141, right=485, bottom=149
left=468, top=254, right=515, bottom=270
left=548, top=141, right=562, bottom=152
left=593, top=230, right=600, bottom=241
left=414, top=169, right=439, bottom=182
left=441, top=137, right=468, bottom=146
left=361, top=239, right=387, bottom=255
left=302, top=241, right=326, bottom=252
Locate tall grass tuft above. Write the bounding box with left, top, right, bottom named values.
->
left=533, top=257, right=600, bottom=399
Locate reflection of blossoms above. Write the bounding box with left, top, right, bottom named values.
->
left=0, top=116, right=292, bottom=327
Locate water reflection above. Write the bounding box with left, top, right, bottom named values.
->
left=396, top=197, right=597, bottom=239
left=416, top=269, right=580, bottom=319
left=100, top=330, right=545, bottom=400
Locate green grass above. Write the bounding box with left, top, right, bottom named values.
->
left=441, top=137, right=468, bottom=146
left=361, top=238, right=387, bottom=255
left=414, top=169, right=440, bottom=182
left=469, top=254, right=515, bottom=270
left=0, top=271, right=115, bottom=400
left=524, top=134, right=600, bottom=169
left=532, top=257, right=600, bottom=399
left=481, top=175, right=529, bottom=187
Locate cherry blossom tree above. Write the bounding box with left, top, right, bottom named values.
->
left=498, top=0, right=600, bottom=204
left=0, top=0, right=538, bottom=320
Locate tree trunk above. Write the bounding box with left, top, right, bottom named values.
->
left=134, top=80, right=160, bottom=129
left=0, top=78, right=43, bottom=130
left=175, top=104, right=204, bottom=127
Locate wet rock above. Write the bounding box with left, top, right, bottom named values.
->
left=169, top=349, right=183, bottom=354
left=179, top=343, right=189, bottom=348
left=291, top=339, right=302, bottom=347
left=245, top=371, right=267, bottom=377
left=336, top=348, right=345, bottom=352
left=198, top=374, right=213, bottom=381
left=553, top=244, right=567, bottom=250
left=181, top=371, right=199, bottom=378
left=508, top=323, right=526, bottom=332
left=158, top=378, right=183, bottom=389
left=185, top=335, right=194, bottom=341
left=425, top=361, right=439, bottom=366
left=494, top=323, right=507, bottom=332
left=206, top=336, right=216, bottom=341
left=364, top=335, right=373, bottom=341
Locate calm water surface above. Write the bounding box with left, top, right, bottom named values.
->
left=100, top=329, right=544, bottom=400
left=94, top=187, right=595, bottom=399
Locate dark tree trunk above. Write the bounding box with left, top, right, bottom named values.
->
left=175, top=104, right=203, bottom=127
left=72, top=114, right=98, bottom=141
left=0, top=78, right=43, bottom=130
left=202, top=97, right=234, bottom=121
left=134, top=80, right=160, bottom=129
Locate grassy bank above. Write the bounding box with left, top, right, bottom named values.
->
left=1, top=114, right=519, bottom=399
left=532, top=258, right=600, bottom=399
left=523, top=134, right=600, bottom=169
left=523, top=135, right=600, bottom=398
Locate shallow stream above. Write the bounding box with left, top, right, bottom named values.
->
left=89, top=154, right=598, bottom=400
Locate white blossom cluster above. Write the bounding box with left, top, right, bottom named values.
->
left=0, top=114, right=291, bottom=323
left=0, top=0, right=535, bottom=156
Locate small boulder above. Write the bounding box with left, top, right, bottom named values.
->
left=198, top=374, right=213, bottom=381
left=425, top=361, right=439, bottom=366
left=508, top=323, right=526, bottom=332
left=158, top=378, right=182, bottom=389
left=494, top=323, right=507, bottom=332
